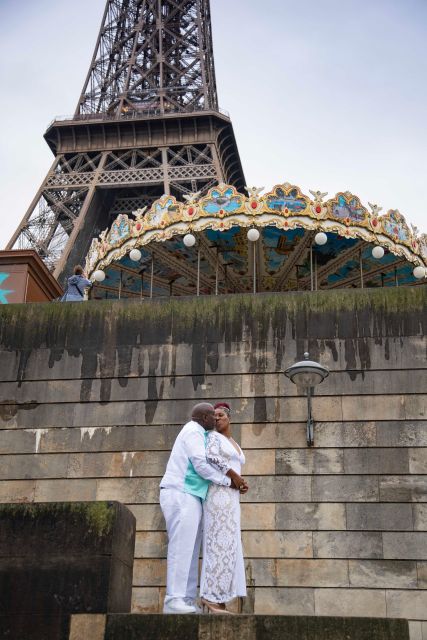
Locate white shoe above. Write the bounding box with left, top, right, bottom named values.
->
left=185, top=598, right=203, bottom=614
left=163, top=598, right=197, bottom=614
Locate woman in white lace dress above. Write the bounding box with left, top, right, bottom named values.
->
left=200, top=402, right=247, bottom=613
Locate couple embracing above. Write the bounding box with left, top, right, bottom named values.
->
left=159, top=401, right=248, bottom=614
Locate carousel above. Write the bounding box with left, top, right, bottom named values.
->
left=85, top=183, right=427, bottom=299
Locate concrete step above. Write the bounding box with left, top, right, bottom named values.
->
left=69, top=613, right=409, bottom=640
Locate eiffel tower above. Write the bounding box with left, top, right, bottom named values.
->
left=7, top=0, right=245, bottom=280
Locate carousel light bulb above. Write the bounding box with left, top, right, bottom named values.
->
left=372, top=246, right=385, bottom=259
left=314, top=232, right=327, bottom=246
left=183, top=233, right=196, bottom=248
left=129, top=248, right=142, bottom=262
left=247, top=228, right=260, bottom=242
left=93, top=269, right=106, bottom=282
left=413, top=265, right=426, bottom=279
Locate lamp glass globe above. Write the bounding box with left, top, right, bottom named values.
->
left=247, top=228, right=260, bottom=242
left=129, top=248, right=142, bottom=262
left=372, top=246, right=384, bottom=259
left=314, top=232, right=327, bottom=246
left=413, top=265, right=426, bottom=279
left=94, top=269, right=106, bottom=282
left=183, top=233, right=196, bottom=247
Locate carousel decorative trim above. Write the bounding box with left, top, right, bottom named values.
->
left=86, top=183, right=427, bottom=279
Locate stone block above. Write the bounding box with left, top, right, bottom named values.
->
left=0, top=479, right=35, bottom=503
left=241, top=373, right=282, bottom=398
left=255, top=614, right=409, bottom=640
left=312, top=475, right=378, bottom=502
left=105, top=613, right=199, bottom=640
left=244, top=450, right=276, bottom=475
left=0, top=453, right=69, bottom=480
left=241, top=423, right=307, bottom=449
left=276, top=559, right=349, bottom=587
left=199, top=614, right=257, bottom=640
left=405, top=395, right=426, bottom=420
left=242, top=531, right=312, bottom=558
left=96, top=478, right=160, bottom=503
left=377, top=422, right=427, bottom=447
left=0, top=428, right=38, bottom=454
left=241, top=476, right=311, bottom=502
left=0, top=501, right=135, bottom=630
left=127, top=505, right=165, bottom=531
left=0, top=501, right=135, bottom=564
left=417, top=562, right=427, bottom=588
left=254, top=587, right=315, bottom=615
left=379, top=476, right=427, bottom=502
left=409, top=621, right=423, bottom=640
left=315, top=422, right=377, bottom=447
left=386, top=590, right=427, bottom=620
left=35, top=479, right=97, bottom=502
left=344, top=448, right=409, bottom=474
left=241, top=504, right=275, bottom=530
left=245, top=559, right=277, bottom=586
left=315, top=587, right=387, bottom=617
left=41, top=425, right=181, bottom=454
left=133, top=559, right=166, bottom=586
left=276, top=449, right=343, bottom=474
left=69, top=615, right=106, bottom=640
left=67, top=452, right=169, bottom=478
left=313, top=532, right=383, bottom=559
left=349, top=560, right=417, bottom=588
left=276, top=503, right=346, bottom=530
left=346, top=503, right=413, bottom=531
left=410, top=449, right=427, bottom=474
left=341, top=395, right=410, bottom=422
left=414, top=505, right=427, bottom=531
left=278, top=396, right=343, bottom=422
left=131, top=587, right=162, bottom=614
left=423, top=622, right=427, bottom=640
left=134, top=532, right=167, bottom=558
left=383, top=533, right=427, bottom=560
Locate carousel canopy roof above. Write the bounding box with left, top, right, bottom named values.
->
left=85, top=183, right=427, bottom=299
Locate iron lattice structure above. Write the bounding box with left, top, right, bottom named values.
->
left=7, top=0, right=244, bottom=280
left=77, top=0, right=218, bottom=116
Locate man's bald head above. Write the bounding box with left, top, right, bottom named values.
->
left=192, top=402, right=215, bottom=430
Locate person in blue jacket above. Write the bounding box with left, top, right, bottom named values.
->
left=62, top=265, right=92, bottom=302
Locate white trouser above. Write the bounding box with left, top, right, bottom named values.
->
left=160, top=488, right=203, bottom=602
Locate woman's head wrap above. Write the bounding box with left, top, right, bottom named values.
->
left=214, top=402, right=231, bottom=414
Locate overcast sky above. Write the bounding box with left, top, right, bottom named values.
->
left=0, top=0, right=426, bottom=250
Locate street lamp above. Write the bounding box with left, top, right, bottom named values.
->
left=284, top=352, right=329, bottom=447
left=247, top=228, right=260, bottom=293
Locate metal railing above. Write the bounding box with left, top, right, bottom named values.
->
left=47, top=105, right=230, bottom=129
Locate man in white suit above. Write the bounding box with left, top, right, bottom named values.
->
left=160, top=402, right=246, bottom=614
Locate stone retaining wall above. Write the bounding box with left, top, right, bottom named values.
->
left=0, top=289, right=426, bottom=637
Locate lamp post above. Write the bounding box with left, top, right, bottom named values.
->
left=284, top=352, right=329, bottom=447
left=247, top=228, right=260, bottom=294
left=183, top=233, right=201, bottom=296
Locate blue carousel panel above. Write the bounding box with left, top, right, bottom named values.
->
left=382, top=211, right=410, bottom=244
left=266, top=188, right=307, bottom=213
left=203, top=188, right=242, bottom=215
left=150, top=198, right=179, bottom=225
left=332, top=196, right=365, bottom=223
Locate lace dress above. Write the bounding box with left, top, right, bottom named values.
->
left=200, top=431, right=246, bottom=603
